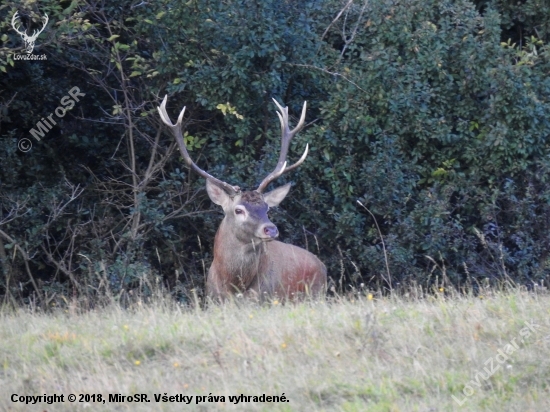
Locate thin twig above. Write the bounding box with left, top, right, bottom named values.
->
left=319, top=0, right=354, bottom=46
left=0, top=229, right=43, bottom=304
left=339, top=0, right=370, bottom=62
left=286, top=63, right=367, bottom=93
left=356, top=200, right=392, bottom=293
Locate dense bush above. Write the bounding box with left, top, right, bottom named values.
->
left=1, top=0, right=549, bottom=305
left=314, top=0, right=550, bottom=288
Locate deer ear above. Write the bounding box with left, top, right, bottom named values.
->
left=206, top=179, right=232, bottom=208
left=263, top=183, right=291, bottom=207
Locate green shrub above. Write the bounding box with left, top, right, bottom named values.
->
left=1, top=0, right=550, bottom=304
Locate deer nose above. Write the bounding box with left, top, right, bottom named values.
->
left=263, top=225, right=279, bottom=239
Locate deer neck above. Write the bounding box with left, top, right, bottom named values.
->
left=212, top=218, right=268, bottom=285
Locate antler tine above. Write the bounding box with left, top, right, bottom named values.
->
left=281, top=143, right=309, bottom=174
left=31, top=13, right=48, bottom=39
left=256, top=99, right=309, bottom=193
left=158, top=95, right=240, bottom=196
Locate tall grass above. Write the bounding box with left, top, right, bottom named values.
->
left=1, top=290, right=549, bottom=411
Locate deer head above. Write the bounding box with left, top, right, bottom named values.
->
left=11, top=12, right=48, bottom=54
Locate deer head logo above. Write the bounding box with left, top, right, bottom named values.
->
left=11, top=11, right=49, bottom=54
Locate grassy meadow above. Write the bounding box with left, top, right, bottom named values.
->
left=0, top=290, right=549, bottom=411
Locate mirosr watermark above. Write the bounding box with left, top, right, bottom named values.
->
left=20, top=86, right=85, bottom=152
left=18, top=139, right=32, bottom=153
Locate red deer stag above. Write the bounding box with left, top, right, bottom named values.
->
left=158, top=96, right=327, bottom=301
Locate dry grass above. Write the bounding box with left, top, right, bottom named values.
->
left=1, top=290, right=549, bottom=411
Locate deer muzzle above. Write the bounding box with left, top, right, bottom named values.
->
left=261, top=224, right=279, bottom=240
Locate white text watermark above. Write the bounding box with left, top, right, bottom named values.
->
left=452, top=320, right=540, bottom=406
left=20, top=87, right=85, bottom=152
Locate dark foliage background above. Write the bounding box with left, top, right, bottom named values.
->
left=1, top=0, right=549, bottom=305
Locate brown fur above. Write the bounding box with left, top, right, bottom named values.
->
left=206, top=188, right=327, bottom=302
left=240, top=191, right=264, bottom=205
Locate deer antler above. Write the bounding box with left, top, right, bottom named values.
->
left=11, top=12, right=48, bottom=39
left=29, top=13, right=49, bottom=41
left=157, top=95, right=240, bottom=196
left=11, top=12, right=26, bottom=37
left=256, top=99, right=309, bottom=193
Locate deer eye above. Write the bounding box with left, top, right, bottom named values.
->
left=235, top=208, right=245, bottom=215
